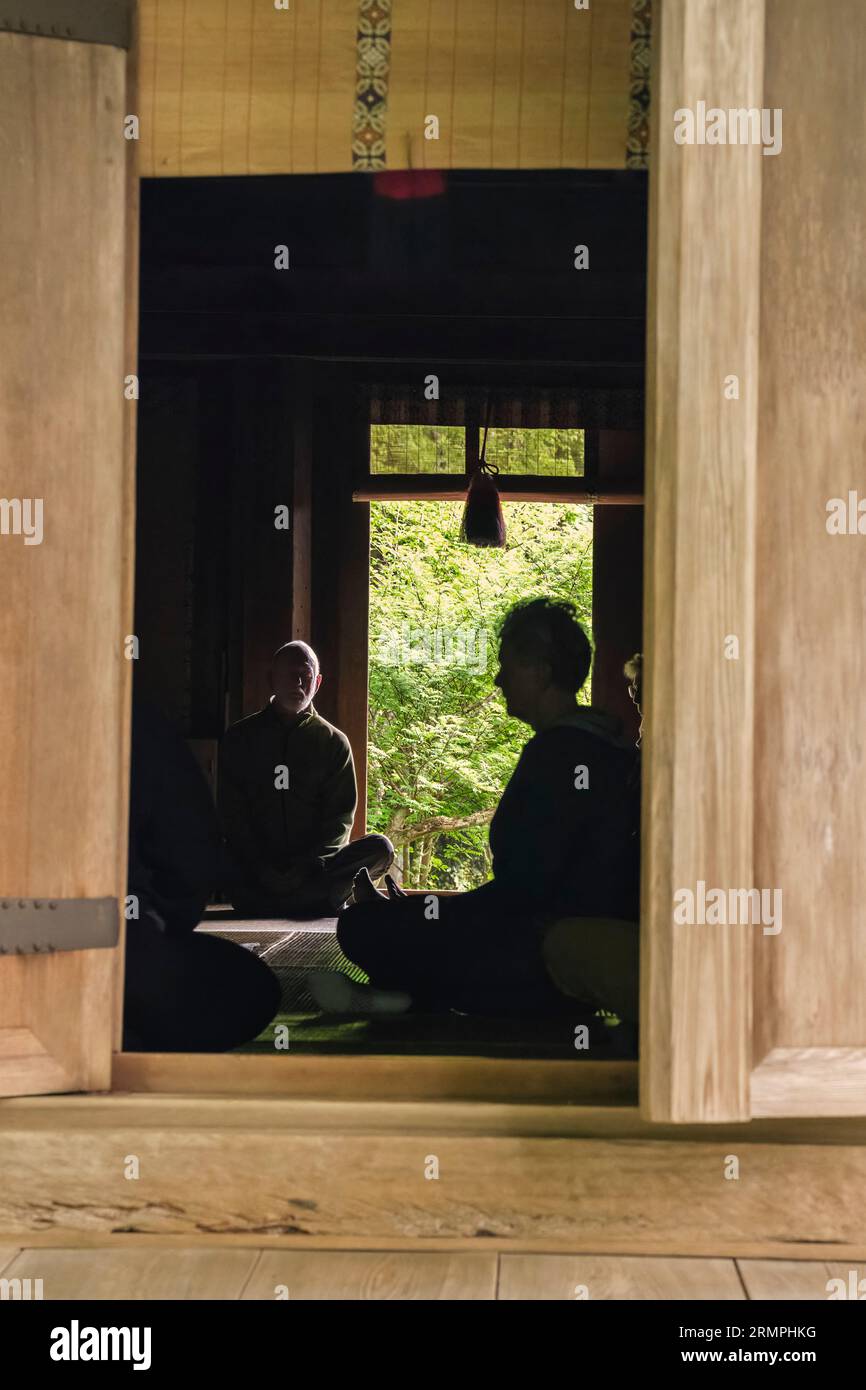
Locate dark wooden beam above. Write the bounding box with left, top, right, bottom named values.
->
left=139, top=311, right=646, bottom=365
left=291, top=362, right=313, bottom=643
left=354, top=476, right=644, bottom=504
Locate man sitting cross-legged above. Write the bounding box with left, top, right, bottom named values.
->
left=218, top=641, right=394, bottom=918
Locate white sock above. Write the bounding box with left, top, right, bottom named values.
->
left=307, top=969, right=412, bottom=1016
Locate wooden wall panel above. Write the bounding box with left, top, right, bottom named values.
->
left=291, top=367, right=314, bottom=648
left=233, top=363, right=296, bottom=719
left=448, top=0, right=497, bottom=170
left=135, top=361, right=295, bottom=734
left=587, top=0, right=634, bottom=167
left=146, top=0, right=185, bottom=174
left=516, top=0, right=572, bottom=169
left=561, top=0, right=595, bottom=169
left=381, top=0, right=431, bottom=170
left=487, top=0, right=524, bottom=170
left=180, top=0, right=234, bottom=176
left=388, top=0, right=633, bottom=171
left=134, top=377, right=200, bottom=729
left=222, top=1, right=257, bottom=173
left=0, top=31, right=133, bottom=1094
left=411, top=0, right=459, bottom=168
left=142, top=0, right=357, bottom=175
left=753, top=0, right=866, bottom=1060
left=140, top=0, right=635, bottom=176
left=249, top=0, right=298, bottom=174
left=641, top=0, right=763, bottom=1122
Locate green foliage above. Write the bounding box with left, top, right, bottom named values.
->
left=370, top=424, right=465, bottom=474
left=483, top=427, right=585, bottom=477
left=370, top=424, right=584, bottom=477
left=367, top=498, right=593, bottom=889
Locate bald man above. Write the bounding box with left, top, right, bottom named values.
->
left=218, top=642, right=394, bottom=917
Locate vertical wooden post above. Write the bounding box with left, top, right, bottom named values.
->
left=310, top=369, right=370, bottom=838
left=753, top=0, right=866, bottom=1067
left=641, top=0, right=762, bottom=1121
left=0, top=13, right=136, bottom=1093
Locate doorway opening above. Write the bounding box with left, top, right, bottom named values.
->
left=127, top=168, right=647, bottom=1076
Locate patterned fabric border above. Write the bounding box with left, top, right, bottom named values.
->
left=626, top=0, right=652, bottom=169
left=352, top=0, right=392, bottom=170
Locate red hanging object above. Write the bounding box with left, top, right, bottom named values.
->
left=372, top=169, right=447, bottom=201
left=460, top=419, right=506, bottom=548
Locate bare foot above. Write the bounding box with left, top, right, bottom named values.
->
left=384, top=874, right=409, bottom=900
left=352, top=867, right=388, bottom=904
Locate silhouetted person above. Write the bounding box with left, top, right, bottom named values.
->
left=311, top=599, right=640, bottom=1019
left=124, top=697, right=280, bottom=1052
left=542, top=651, right=643, bottom=1038
left=219, top=641, right=393, bottom=918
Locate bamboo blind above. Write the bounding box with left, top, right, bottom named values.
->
left=139, top=0, right=644, bottom=176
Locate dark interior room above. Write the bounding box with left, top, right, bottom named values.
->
left=133, top=167, right=647, bottom=1060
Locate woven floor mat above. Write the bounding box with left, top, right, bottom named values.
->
left=200, top=922, right=365, bottom=1012
left=200, top=918, right=636, bottom=1059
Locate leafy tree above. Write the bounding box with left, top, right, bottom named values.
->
left=368, top=496, right=593, bottom=888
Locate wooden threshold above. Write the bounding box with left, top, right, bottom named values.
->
left=752, top=1048, right=866, bottom=1118
left=3, top=1094, right=866, bottom=1254
left=112, top=1051, right=638, bottom=1105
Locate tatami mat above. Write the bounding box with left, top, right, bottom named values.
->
left=197, top=913, right=635, bottom=1060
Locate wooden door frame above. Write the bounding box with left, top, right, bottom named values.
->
left=7, top=0, right=864, bottom=1129
left=0, top=0, right=772, bottom=1118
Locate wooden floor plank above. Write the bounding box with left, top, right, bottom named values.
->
left=499, top=1254, right=746, bottom=1300
left=4, top=1247, right=864, bottom=1300
left=3, top=1247, right=259, bottom=1300
left=738, top=1259, right=866, bottom=1301
left=241, top=1250, right=498, bottom=1300
left=8, top=1231, right=866, bottom=1260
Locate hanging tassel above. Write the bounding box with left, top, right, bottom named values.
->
left=460, top=418, right=506, bottom=548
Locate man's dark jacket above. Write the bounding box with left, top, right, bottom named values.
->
left=218, top=701, right=356, bottom=888
left=489, top=707, right=641, bottom=921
